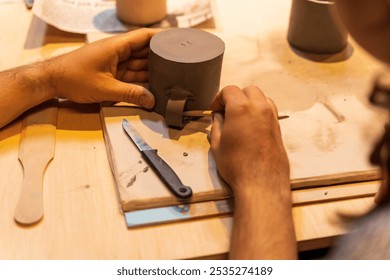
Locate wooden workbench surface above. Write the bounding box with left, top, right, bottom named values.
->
left=0, top=1, right=384, bottom=259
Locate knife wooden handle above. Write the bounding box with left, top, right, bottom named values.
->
left=141, top=149, right=193, bottom=200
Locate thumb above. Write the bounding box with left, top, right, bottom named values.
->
left=108, top=80, right=155, bottom=109
left=209, top=112, right=224, bottom=149
left=266, top=97, right=279, bottom=121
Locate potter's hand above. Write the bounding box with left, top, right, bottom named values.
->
left=210, top=85, right=296, bottom=260
left=0, top=28, right=158, bottom=129
left=210, top=85, right=290, bottom=194
left=49, top=28, right=158, bottom=107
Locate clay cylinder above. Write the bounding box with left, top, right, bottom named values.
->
left=149, top=28, right=225, bottom=127
left=287, top=0, right=348, bottom=54
left=116, top=0, right=167, bottom=26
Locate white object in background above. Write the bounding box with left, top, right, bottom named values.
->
left=0, top=0, right=22, bottom=3
left=32, top=0, right=212, bottom=34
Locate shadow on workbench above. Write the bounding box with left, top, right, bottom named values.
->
left=299, top=247, right=331, bottom=260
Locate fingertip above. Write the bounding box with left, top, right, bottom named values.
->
left=210, top=112, right=224, bottom=147
left=211, top=85, right=241, bottom=112
left=118, top=83, right=155, bottom=108
left=139, top=88, right=155, bottom=109
left=266, top=97, right=279, bottom=119
left=212, top=112, right=224, bottom=124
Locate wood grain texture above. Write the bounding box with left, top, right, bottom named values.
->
left=292, top=180, right=379, bottom=205
left=14, top=102, right=58, bottom=225
left=124, top=180, right=379, bottom=228
left=101, top=104, right=231, bottom=212
left=291, top=170, right=381, bottom=189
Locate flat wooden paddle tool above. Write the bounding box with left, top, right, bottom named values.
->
left=14, top=100, right=58, bottom=225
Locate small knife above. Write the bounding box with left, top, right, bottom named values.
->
left=122, top=119, right=192, bottom=200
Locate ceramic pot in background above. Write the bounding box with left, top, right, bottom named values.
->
left=287, top=0, right=348, bottom=54
left=116, top=0, right=167, bottom=26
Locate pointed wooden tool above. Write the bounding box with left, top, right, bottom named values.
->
left=14, top=100, right=58, bottom=225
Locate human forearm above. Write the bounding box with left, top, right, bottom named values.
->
left=210, top=85, right=297, bottom=259
left=0, top=29, right=157, bottom=129
left=0, top=60, right=55, bottom=128
left=230, top=178, right=297, bottom=260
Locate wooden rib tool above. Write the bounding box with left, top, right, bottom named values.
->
left=14, top=100, right=58, bottom=225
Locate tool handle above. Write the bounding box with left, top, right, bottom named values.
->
left=141, top=149, right=192, bottom=200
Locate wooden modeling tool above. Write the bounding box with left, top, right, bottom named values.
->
left=182, top=110, right=289, bottom=120
left=14, top=100, right=58, bottom=225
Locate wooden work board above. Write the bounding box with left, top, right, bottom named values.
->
left=101, top=104, right=230, bottom=212
left=101, top=96, right=383, bottom=214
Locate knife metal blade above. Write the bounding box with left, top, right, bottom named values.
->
left=122, top=119, right=192, bottom=200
